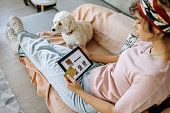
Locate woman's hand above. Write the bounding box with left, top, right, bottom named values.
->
left=65, top=76, right=117, bottom=113
left=79, top=46, right=91, bottom=58
left=65, top=75, right=83, bottom=93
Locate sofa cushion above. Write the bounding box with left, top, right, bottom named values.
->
left=72, top=4, right=135, bottom=55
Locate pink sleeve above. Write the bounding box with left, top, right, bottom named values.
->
left=115, top=76, right=165, bottom=113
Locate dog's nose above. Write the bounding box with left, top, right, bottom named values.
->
left=52, top=28, right=56, bottom=32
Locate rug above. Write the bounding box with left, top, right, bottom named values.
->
left=0, top=68, right=24, bottom=113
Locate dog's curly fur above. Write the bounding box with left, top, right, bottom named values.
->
left=52, top=11, right=93, bottom=49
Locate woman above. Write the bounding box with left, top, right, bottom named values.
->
left=5, top=0, right=169, bottom=113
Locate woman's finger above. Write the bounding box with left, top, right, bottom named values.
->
left=79, top=46, right=90, bottom=57
left=65, top=77, right=72, bottom=89
left=79, top=46, right=85, bottom=52
left=67, top=75, right=75, bottom=82
left=79, top=46, right=83, bottom=49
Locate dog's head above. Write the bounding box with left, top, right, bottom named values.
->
left=52, top=11, right=77, bottom=34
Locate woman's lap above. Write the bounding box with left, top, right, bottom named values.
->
left=17, top=31, right=101, bottom=113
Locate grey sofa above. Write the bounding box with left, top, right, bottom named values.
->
left=21, top=0, right=134, bottom=34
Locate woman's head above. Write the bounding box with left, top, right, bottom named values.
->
left=129, top=0, right=170, bottom=41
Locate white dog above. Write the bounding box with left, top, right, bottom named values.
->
left=52, top=11, right=93, bottom=49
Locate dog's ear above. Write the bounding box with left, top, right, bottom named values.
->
left=65, top=15, right=77, bottom=33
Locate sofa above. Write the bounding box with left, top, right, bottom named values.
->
left=17, top=0, right=169, bottom=113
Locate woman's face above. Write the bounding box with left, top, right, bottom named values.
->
left=133, top=11, right=154, bottom=42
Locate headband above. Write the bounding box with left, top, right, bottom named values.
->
left=137, top=0, right=170, bottom=34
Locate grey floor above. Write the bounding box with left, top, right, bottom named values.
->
left=0, top=0, right=50, bottom=113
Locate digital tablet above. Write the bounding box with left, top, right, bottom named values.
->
left=58, top=46, right=93, bottom=80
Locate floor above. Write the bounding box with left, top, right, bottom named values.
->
left=0, top=0, right=50, bottom=113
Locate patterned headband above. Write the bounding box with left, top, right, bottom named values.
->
left=137, top=0, right=170, bottom=34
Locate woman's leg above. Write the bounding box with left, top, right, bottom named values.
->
left=8, top=16, right=100, bottom=113
left=17, top=31, right=100, bottom=113
left=17, top=30, right=100, bottom=113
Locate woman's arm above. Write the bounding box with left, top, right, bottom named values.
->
left=80, top=46, right=119, bottom=64
left=65, top=75, right=118, bottom=113
left=90, top=54, right=119, bottom=64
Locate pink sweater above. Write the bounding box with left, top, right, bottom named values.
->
left=90, top=41, right=170, bottom=113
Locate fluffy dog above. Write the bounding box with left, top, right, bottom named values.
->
left=52, top=11, right=93, bottom=49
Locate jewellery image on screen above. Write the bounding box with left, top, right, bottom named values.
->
left=78, top=65, right=83, bottom=71
left=82, top=61, right=87, bottom=66
left=65, top=58, right=73, bottom=67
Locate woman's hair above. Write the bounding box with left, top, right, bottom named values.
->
left=129, top=1, right=154, bottom=34
left=157, top=0, right=170, bottom=11
left=129, top=0, right=170, bottom=37
left=129, top=1, right=138, bottom=15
